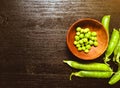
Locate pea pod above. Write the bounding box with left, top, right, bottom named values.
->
left=109, top=70, right=120, bottom=85
left=104, top=29, right=119, bottom=65
left=108, top=30, right=120, bottom=85
left=113, top=31, right=120, bottom=63
left=63, top=60, right=112, bottom=72
left=101, top=15, right=110, bottom=33
left=70, top=71, right=113, bottom=80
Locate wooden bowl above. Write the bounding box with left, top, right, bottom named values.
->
left=66, top=18, right=109, bottom=60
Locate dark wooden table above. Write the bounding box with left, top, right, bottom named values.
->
left=0, top=0, right=120, bottom=88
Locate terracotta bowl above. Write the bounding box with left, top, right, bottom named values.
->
left=66, top=18, right=109, bottom=60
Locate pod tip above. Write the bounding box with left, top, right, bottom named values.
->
left=63, top=60, right=67, bottom=63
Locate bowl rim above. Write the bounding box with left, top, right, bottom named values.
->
left=66, top=18, right=109, bottom=60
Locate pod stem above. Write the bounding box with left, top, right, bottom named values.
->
left=104, top=56, right=110, bottom=66
left=113, top=55, right=116, bottom=62
left=69, top=72, right=75, bottom=80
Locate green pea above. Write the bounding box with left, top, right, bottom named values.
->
left=82, top=46, right=86, bottom=50
left=76, top=27, right=81, bottom=32
left=90, top=36, right=96, bottom=40
left=83, top=28, right=89, bottom=33
left=94, top=37, right=97, bottom=41
left=87, top=31, right=91, bottom=35
left=85, top=33, right=91, bottom=38
left=76, top=44, right=80, bottom=48
left=75, top=35, right=79, bottom=41
left=78, top=40, right=83, bottom=44
left=89, top=40, right=94, bottom=45
left=76, top=32, right=80, bottom=35
left=79, top=34, right=84, bottom=38
left=84, top=28, right=90, bottom=32
left=91, top=32, right=97, bottom=36
left=86, top=44, right=91, bottom=50
left=83, top=38, right=88, bottom=42
left=93, top=37, right=97, bottom=41
left=94, top=41, right=98, bottom=47
left=73, top=41, right=78, bottom=45
left=78, top=47, right=82, bottom=51
left=84, top=49, right=89, bottom=53
left=80, top=29, right=84, bottom=33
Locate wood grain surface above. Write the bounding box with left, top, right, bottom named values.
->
left=0, top=0, right=120, bottom=88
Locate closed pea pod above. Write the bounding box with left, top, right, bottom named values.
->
left=101, top=15, right=110, bottom=33
left=70, top=71, right=113, bottom=80
left=63, top=60, right=112, bottom=72
left=109, top=70, right=120, bottom=85
left=108, top=30, right=120, bottom=85
left=104, top=29, right=119, bottom=65
left=113, top=31, right=120, bottom=63
left=113, top=40, right=120, bottom=62
left=113, top=40, right=120, bottom=57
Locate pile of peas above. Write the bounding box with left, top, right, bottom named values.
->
left=74, top=27, right=98, bottom=53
